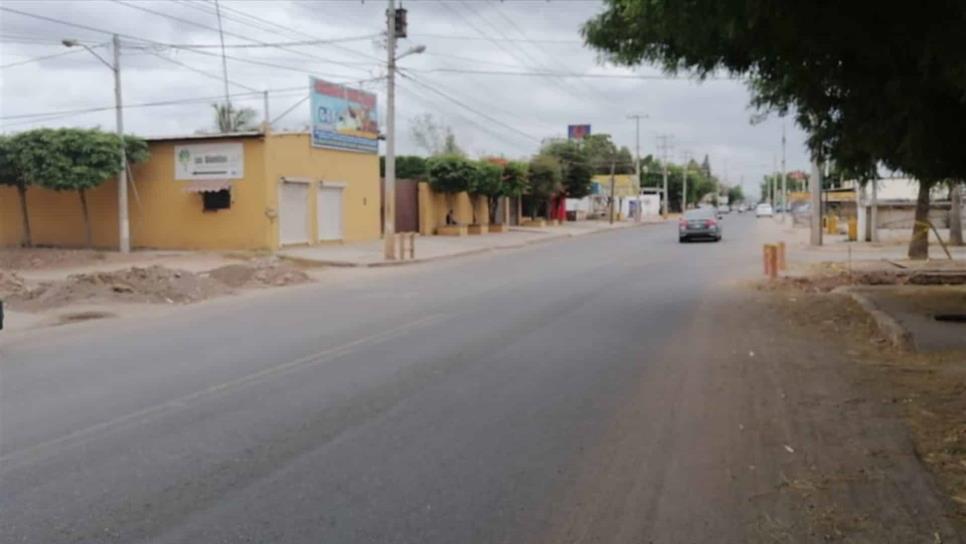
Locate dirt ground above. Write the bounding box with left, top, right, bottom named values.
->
left=1, top=259, right=311, bottom=313
left=0, top=247, right=137, bottom=271
left=768, top=281, right=966, bottom=536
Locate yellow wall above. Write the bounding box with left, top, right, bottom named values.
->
left=129, top=137, right=271, bottom=250
left=1, top=132, right=380, bottom=250
left=264, top=132, right=380, bottom=246
left=417, top=182, right=483, bottom=235
left=0, top=181, right=120, bottom=249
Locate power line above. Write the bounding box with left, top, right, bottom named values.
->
left=146, top=50, right=260, bottom=93
left=162, top=35, right=380, bottom=50
left=0, top=47, right=88, bottom=69
left=200, top=0, right=384, bottom=64
left=407, top=67, right=737, bottom=81
left=110, top=0, right=374, bottom=74
left=410, top=33, right=582, bottom=45
left=0, top=87, right=305, bottom=122
left=398, top=70, right=540, bottom=144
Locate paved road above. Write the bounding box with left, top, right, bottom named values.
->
left=1, top=216, right=957, bottom=543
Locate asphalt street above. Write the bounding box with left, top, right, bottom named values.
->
left=1, top=215, right=957, bottom=543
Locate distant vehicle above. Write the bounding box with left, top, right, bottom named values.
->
left=755, top=203, right=774, bottom=217
left=717, top=204, right=731, bottom=214
left=737, top=204, right=747, bottom=213
left=679, top=207, right=722, bottom=242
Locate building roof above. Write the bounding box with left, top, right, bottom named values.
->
left=144, top=131, right=264, bottom=143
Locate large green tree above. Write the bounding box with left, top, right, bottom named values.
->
left=527, top=154, right=563, bottom=219
left=541, top=139, right=594, bottom=199
left=0, top=135, right=32, bottom=247
left=12, top=128, right=148, bottom=248
left=584, top=1, right=966, bottom=259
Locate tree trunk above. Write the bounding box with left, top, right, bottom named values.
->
left=489, top=196, right=499, bottom=224
left=908, top=181, right=931, bottom=260
left=16, top=183, right=32, bottom=247
left=78, top=188, right=93, bottom=249
left=950, top=181, right=963, bottom=246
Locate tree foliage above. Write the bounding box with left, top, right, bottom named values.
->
left=642, top=156, right=717, bottom=212
left=427, top=155, right=476, bottom=194
left=212, top=102, right=258, bottom=133
left=410, top=113, right=463, bottom=157
left=502, top=161, right=529, bottom=198
left=0, top=135, right=33, bottom=246
left=583, top=0, right=966, bottom=258
left=472, top=161, right=504, bottom=197
left=381, top=155, right=429, bottom=179
left=541, top=139, right=594, bottom=198
left=9, top=128, right=149, bottom=248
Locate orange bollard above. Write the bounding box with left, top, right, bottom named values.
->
left=777, top=241, right=787, bottom=271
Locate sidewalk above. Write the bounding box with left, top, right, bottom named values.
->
left=279, top=219, right=663, bottom=267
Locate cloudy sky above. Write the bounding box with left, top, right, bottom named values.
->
left=1, top=0, right=810, bottom=199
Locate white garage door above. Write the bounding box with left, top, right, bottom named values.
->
left=317, top=185, right=344, bottom=241
left=279, top=181, right=310, bottom=245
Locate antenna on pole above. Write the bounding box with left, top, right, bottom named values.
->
left=214, top=0, right=231, bottom=118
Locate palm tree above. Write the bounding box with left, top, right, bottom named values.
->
left=212, top=102, right=258, bottom=133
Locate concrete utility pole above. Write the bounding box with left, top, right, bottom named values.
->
left=657, top=134, right=672, bottom=217
left=383, top=0, right=398, bottom=260
left=627, top=114, right=647, bottom=220
left=780, top=121, right=787, bottom=220
left=810, top=159, right=823, bottom=246
left=680, top=151, right=689, bottom=212
left=262, top=90, right=270, bottom=134
left=609, top=158, right=616, bottom=225
left=65, top=35, right=129, bottom=253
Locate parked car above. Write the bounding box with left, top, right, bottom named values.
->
left=678, top=207, right=722, bottom=242
left=717, top=204, right=731, bottom=214
left=755, top=203, right=774, bottom=217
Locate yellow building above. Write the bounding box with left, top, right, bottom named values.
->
left=591, top=174, right=640, bottom=197
left=0, top=132, right=380, bottom=250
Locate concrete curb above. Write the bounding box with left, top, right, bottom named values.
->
left=278, top=221, right=664, bottom=269
left=832, top=286, right=914, bottom=351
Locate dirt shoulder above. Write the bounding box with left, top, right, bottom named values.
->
left=764, top=280, right=966, bottom=537
left=540, top=282, right=963, bottom=543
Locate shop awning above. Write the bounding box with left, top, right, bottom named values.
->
left=182, top=180, right=233, bottom=193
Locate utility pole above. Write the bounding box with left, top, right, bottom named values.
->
left=771, top=155, right=777, bottom=206
left=780, top=121, right=787, bottom=220
left=627, top=114, right=647, bottom=221
left=870, top=179, right=879, bottom=242
left=383, top=0, right=398, bottom=260
left=262, top=90, right=270, bottom=134
left=112, top=34, right=129, bottom=254
left=609, top=158, right=616, bottom=225
left=657, top=134, right=672, bottom=217
left=680, top=151, right=690, bottom=212
left=213, top=0, right=231, bottom=111
left=63, top=35, right=129, bottom=252
left=810, top=159, right=823, bottom=246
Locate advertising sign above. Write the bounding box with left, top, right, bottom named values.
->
left=310, top=77, right=379, bottom=153
left=174, top=142, right=244, bottom=180
left=567, top=124, right=591, bottom=140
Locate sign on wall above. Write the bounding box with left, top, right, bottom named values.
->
left=174, top=142, right=244, bottom=180
left=310, top=77, right=379, bottom=153
left=568, top=124, right=591, bottom=140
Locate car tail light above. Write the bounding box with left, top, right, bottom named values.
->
left=705, top=219, right=717, bottom=227
left=679, top=218, right=687, bottom=229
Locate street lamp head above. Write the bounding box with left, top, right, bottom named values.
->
left=396, top=44, right=427, bottom=61
left=62, top=39, right=79, bottom=47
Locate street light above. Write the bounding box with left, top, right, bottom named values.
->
left=384, top=0, right=426, bottom=259
left=64, top=35, right=130, bottom=253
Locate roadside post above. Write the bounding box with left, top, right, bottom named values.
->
left=776, top=241, right=786, bottom=271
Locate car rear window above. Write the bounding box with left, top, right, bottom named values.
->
left=684, top=209, right=713, bottom=219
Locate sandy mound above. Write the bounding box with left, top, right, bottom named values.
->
left=0, top=270, right=29, bottom=298
left=206, top=259, right=311, bottom=288
left=10, top=266, right=232, bottom=311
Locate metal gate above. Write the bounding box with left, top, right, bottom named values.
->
left=381, top=178, right=420, bottom=233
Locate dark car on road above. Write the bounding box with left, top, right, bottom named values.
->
left=678, top=208, right=722, bottom=242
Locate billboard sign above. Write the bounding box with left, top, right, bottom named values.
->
left=310, top=77, right=379, bottom=153
left=174, top=142, right=244, bottom=180
left=567, top=124, right=591, bottom=140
